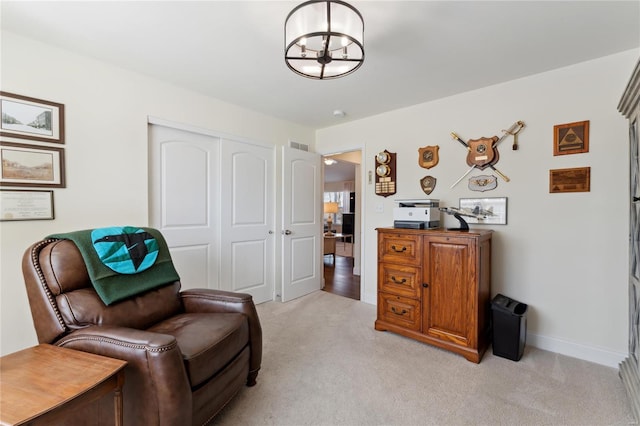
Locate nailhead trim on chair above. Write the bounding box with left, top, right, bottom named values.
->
left=59, top=335, right=178, bottom=353
left=30, top=239, right=67, bottom=332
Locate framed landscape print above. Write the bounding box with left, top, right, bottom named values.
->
left=0, top=92, right=65, bottom=144
left=0, top=142, right=66, bottom=188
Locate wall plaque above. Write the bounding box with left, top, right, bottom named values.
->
left=374, top=150, right=396, bottom=197
left=420, top=175, right=436, bottom=195
left=418, top=146, right=439, bottom=169
left=549, top=167, right=590, bottom=193
left=554, top=120, right=589, bottom=156
left=468, top=174, right=497, bottom=192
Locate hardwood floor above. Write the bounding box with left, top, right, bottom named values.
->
left=323, top=255, right=360, bottom=300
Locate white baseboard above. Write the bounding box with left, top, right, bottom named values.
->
left=527, top=332, right=627, bottom=368
left=360, top=301, right=627, bottom=368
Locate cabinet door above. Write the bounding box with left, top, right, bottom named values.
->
left=422, top=236, right=476, bottom=347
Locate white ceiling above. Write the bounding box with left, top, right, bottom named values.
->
left=1, top=1, right=639, bottom=129
left=324, top=158, right=356, bottom=183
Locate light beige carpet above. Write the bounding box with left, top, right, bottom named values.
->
left=214, top=290, right=635, bottom=425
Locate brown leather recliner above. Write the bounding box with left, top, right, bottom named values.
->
left=22, top=237, right=262, bottom=426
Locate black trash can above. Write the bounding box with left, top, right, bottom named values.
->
left=491, top=294, right=528, bottom=361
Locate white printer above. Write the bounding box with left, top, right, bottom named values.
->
left=393, top=199, right=441, bottom=229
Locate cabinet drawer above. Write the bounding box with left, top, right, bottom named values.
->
left=378, top=293, right=421, bottom=331
left=378, top=263, right=421, bottom=298
left=378, top=233, right=421, bottom=266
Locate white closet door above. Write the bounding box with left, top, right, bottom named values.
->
left=149, top=124, right=220, bottom=291
left=150, top=122, right=275, bottom=302
left=220, top=139, right=275, bottom=303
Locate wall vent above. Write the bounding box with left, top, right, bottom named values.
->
left=289, top=141, right=309, bottom=151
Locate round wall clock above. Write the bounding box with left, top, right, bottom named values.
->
left=376, top=164, right=390, bottom=177
left=376, top=151, right=390, bottom=164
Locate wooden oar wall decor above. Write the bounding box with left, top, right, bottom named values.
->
left=450, top=120, right=525, bottom=189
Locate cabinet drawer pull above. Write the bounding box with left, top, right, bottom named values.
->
left=391, top=276, right=407, bottom=284
left=391, top=245, right=407, bottom=253
left=391, top=307, right=407, bottom=315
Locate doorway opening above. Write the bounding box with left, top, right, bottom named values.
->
left=322, top=150, right=362, bottom=300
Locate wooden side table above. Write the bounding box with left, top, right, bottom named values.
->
left=0, top=344, right=126, bottom=426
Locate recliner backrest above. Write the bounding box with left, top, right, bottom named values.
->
left=23, top=239, right=183, bottom=343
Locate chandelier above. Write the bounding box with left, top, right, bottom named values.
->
left=285, top=0, right=365, bottom=80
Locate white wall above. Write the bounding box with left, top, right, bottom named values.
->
left=2, top=29, right=637, bottom=367
left=0, top=31, right=315, bottom=356
left=316, top=50, right=639, bottom=367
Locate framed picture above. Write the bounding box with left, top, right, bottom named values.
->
left=549, top=167, right=590, bottom=193
left=0, top=92, right=65, bottom=144
left=0, top=142, right=66, bottom=188
left=0, top=189, right=54, bottom=221
left=553, top=120, right=589, bottom=156
left=459, top=197, right=507, bottom=225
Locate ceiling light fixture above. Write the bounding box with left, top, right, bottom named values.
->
left=324, top=158, right=338, bottom=165
left=285, top=0, right=364, bottom=80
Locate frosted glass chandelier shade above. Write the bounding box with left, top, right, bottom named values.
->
left=285, top=0, right=364, bottom=80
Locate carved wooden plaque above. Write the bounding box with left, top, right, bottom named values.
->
left=549, top=167, right=590, bottom=193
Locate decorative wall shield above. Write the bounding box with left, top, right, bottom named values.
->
left=420, top=175, right=436, bottom=195
left=418, top=145, right=439, bottom=169
left=468, top=174, right=497, bottom=192
left=466, top=136, right=498, bottom=169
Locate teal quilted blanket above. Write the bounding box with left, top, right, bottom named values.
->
left=48, top=226, right=180, bottom=306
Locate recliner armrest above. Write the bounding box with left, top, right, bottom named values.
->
left=181, top=288, right=252, bottom=307
left=56, top=325, right=192, bottom=426
left=57, top=324, right=178, bottom=352
left=180, top=289, right=262, bottom=385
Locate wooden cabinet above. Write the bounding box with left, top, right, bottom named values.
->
left=375, top=228, right=492, bottom=363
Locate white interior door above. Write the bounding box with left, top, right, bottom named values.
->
left=220, top=139, right=275, bottom=304
left=149, top=124, right=220, bottom=291
left=281, top=146, right=322, bottom=302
